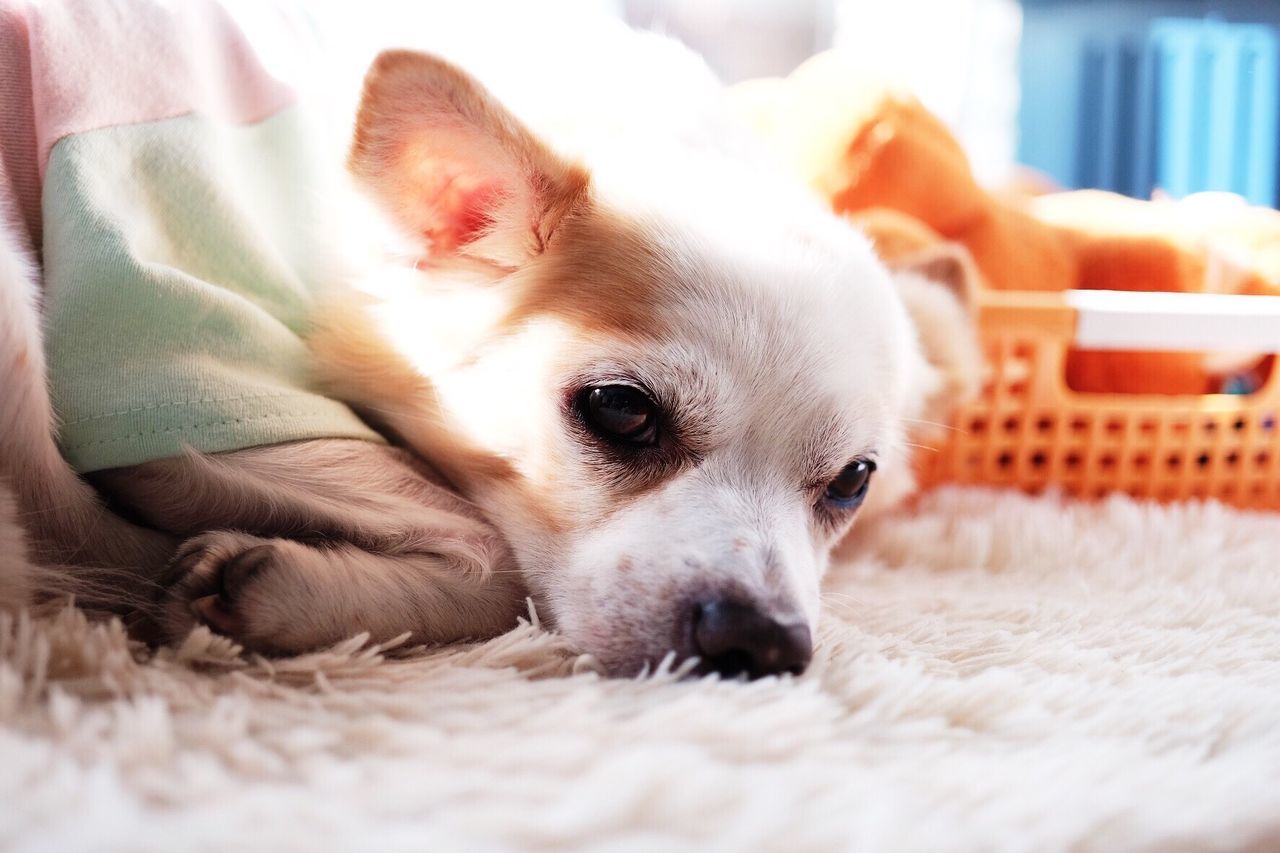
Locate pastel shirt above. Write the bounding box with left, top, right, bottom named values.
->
left=0, top=0, right=382, bottom=473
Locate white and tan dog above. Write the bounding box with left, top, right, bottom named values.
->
left=0, top=30, right=975, bottom=678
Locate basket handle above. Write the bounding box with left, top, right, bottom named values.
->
left=1059, top=290, right=1280, bottom=351
left=972, top=289, right=1280, bottom=348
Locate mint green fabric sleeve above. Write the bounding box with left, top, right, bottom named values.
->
left=41, top=110, right=383, bottom=473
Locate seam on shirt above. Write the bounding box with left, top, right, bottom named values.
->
left=60, top=391, right=317, bottom=426
left=62, top=409, right=355, bottom=451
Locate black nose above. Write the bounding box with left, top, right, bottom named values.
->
left=692, top=599, right=812, bottom=679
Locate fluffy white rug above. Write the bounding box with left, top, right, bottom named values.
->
left=3, top=487, right=1279, bottom=852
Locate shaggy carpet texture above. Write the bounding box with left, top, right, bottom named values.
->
left=3, top=487, right=1279, bottom=852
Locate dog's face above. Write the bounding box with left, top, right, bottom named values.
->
left=333, top=51, right=933, bottom=677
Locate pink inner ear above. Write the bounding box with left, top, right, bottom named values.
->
left=414, top=163, right=508, bottom=253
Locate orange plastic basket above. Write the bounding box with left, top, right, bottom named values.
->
left=919, top=289, right=1280, bottom=510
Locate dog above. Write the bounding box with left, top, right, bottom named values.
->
left=0, top=10, right=976, bottom=678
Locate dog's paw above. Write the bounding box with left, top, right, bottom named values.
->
left=161, top=532, right=309, bottom=654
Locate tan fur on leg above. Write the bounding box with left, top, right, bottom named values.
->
left=0, top=483, right=31, bottom=612
left=162, top=530, right=523, bottom=654
left=94, top=440, right=525, bottom=651
left=0, top=208, right=175, bottom=600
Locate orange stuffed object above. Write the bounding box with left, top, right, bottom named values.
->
left=729, top=51, right=1280, bottom=395
left=727, top=51, right=1077, bottom=294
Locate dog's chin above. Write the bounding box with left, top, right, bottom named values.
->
left=544, top=607, right=688, bottom=679
left=594, top=647, right=694, bottom=680
left=590, top=646, right=784, bottom=681
left=578, top=635, right=687, bottom=680
left=559, top=611, right=795, bottom=680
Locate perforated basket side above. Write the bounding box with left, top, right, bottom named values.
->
left=918, top=294, right=1280, bottom=509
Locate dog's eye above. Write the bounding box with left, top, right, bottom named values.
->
left=824, top=459, right=876, bottom=507
left=579, top=384, right=659, bottom=446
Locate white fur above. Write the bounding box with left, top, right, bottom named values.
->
left=3, top=487, right=1278, bottom=849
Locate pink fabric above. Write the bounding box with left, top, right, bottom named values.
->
left=0, top=6, right=42, bottom=258
left=23, top=0, right=296, bottom=178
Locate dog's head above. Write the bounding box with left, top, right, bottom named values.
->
left=328, top=51, right=958, bottom=678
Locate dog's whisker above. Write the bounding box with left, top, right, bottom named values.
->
left=902, top=441, right=939, bottom=453
left=902, top=417, right=965, bottom=434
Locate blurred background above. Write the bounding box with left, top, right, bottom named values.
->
left=617, top=0, right=1280, bottom=205
left=243, top=0, right=1279, bottom=206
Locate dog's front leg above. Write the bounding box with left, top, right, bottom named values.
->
left=161, top=529, right=523, bottom=653
left=93, top=439, right=527, bottom=652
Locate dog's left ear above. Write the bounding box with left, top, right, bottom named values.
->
left=350, top=50, right=589, bottom=270
left=888, top=243, right=984, bottom=429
